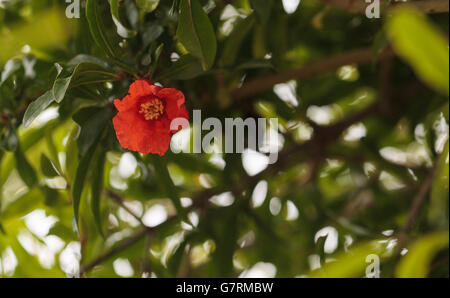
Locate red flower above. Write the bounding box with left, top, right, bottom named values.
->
left=113, top=80, right=189, bottom=156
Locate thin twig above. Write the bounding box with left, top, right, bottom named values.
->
left=79, top=227, right=148, bottom=275
left=79, top=216, right=179, bottom=275
left=402, top=164, right=438, bottom=233
left=105, top=189, right=145, bottom=226
left=231, top=47, right=395, bottom=101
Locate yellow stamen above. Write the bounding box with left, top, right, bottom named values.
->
left=139, top=98, right=164, bottom=120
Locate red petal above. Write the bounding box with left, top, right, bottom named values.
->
left=128, top=80, right=161, bottom=99
left=114, top=80, right=162, bottom=112
left=157, top=88, right=186, bottom=119
left=113, top=110, right=171, bottom=156
left=114, top=95, right=137, bottom=112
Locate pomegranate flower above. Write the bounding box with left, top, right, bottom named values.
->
left=113, top=80, right=189, bottom=156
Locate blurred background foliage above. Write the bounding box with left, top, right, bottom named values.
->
left=0, top=0, right=448, bottom=278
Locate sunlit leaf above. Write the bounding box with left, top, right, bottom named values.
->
left=386, top=7, right=449, bottom=95
left=309, top=240, right=387, bottom=278
left=136, top=0, right=160, bottom=13
left=396, top=231, right=449, bottom=278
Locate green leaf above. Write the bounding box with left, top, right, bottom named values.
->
left=372, top=30, right=388, bottom=63
left=23, top=60, right=115, bottom=128
left=86, top=0, right=118, bottom=57
left=149, top=43, right=164, bottom=76
left=396, top=231, right=449, bottom=278
left=45, top=129, right=63, bottom=175
left=219, top=14, right=256, bottom=67
left=136, top=0, right=160, bottom=13
left=309, top=240, right=387, bottom=278
left=250, top=0, right=273, bottom=23
left=40, top=154, right=59, bottom=177
left=91, top=147, right=106, bottom=236
left=14, top=143, right=38, bottom=188
left=110, top=0, right=137, bottom=38
left=386, top=7, right=449, bottom=95
left=157, top=54, right=204, bottom=80
left=315, top=235, right=328, bottom=265
left=67, top=54, right=113, bottom=71
left=142, top=24, right=163, bottom=48
left=429, top=140, right=449, bottom=226
left=48, top=222, right=77, bottom=242
left=72, top=140, right=98, bottom=226
left=73, top=106, right=113, bottom=156
left=176, top=0, right=217, bottom=70
left=61, top=57, right=116, bottom=92
left=0, top=58, right=21, bottom=86
left=23, top=91, right=54, bottom=128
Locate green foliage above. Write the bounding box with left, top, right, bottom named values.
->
left=396, top=231, right=449, bottom=278
left=110, top=0, right=138, bottom=39
left=386, top=7, right=450, bottom=95
left=177, top=0, right=217, bottom=70
left=0, top=0, right=448, bottom=278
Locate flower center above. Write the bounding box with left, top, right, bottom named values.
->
left=139, top=98, right=164, bottom=120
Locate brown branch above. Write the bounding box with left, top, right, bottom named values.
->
left=395, top=163, right=438, bottom=255
left=322, top=0, right=449, bottom=14
left=79, top=216, right=179, bottom=276
left=79, top=227, right=148, bottom=275
left=402, top=164, right=438, bottom=233
left=105, top=189, right=145, bottom=226
left=231, top=47, right=395, bottom=101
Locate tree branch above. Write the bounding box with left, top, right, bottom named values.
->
left=231, top=47, right=395, bottom=101
left=79, top=216, right=179, bottom=276
left=79, top=227, right=148, bottom=275
left=402, top=164, right=438, bottom=233
left=322, top=0, right=449, bottom=14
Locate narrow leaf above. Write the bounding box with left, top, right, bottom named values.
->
left=220, top=14, right=256, bottom=67
left=177, top=0, right=217, bottom=70
left=14, top=144, right=38, bottom=188
left=40, top=154, right=59, bottom=177
left=110, top=0, right=137, bottom=38
left=73, top=106, right=112, bottom=156
left=91, top=148, right=106, bottom=236
left=250, top=0, right=273, bottom=23
left=72, top=140, right=98, bottom=226
left=86, top=0, right=118, bottom=57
